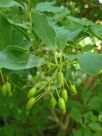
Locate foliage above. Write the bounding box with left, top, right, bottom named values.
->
left=0, top=0, right=102, bottom=136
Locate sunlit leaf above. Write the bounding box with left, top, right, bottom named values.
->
left=0, top=49, right=46, bottom=70
left=0, top=0, right=22, bottom=8
left=67, top=53, right=102, bottom=74
left=32, top=12, right=56, bottom=49
left=35, top=2, right=63, bottom=13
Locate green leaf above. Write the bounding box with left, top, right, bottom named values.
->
left=84, top=112, right=98, bottom=123
left=32, top=12, right=56, bottom=49
left=67, top=16, right=94, bottom=26
left=0, top=49, right=46, bottom=70
left=68, top=100, right=82, bottom=111
left=9, top=19, right=30, bottom=40
left=0, top=12, right=30, bottom=41
left=0, top=13, right=12, bottom=50
left=0, top=12, right=30, bottom=51
left=67, top=28, right=83, bottom=42
left=35, top=2, right=64, bottom=14
left=67, top=53, right=102, bottom=74
left=0, top=0, right=21, bottom=8
left=73, top=128, right=93, bottom=136
left=82, top=128, right=93, bottom=136
left=94, top=131, right=102, bottom=136
left=0, top=124, right=14, bottom=136
left=54, top=26, right=68, bottom=49
left=90, top=25, right=102, bottom=40
left=70, top=107, right=82, bottom=124
left=64, top=18, right=84, bottom=42
left=73, top=129, right=82, bottom=136
left=53, top=8, right=70, bottom=21
left=81, top=90, right=91, bottom=106
left=87, top=96, right=102, bottom=112
left=98, top=112, right=102, bottom=123
left=88, top=122, right=101, bottom=131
